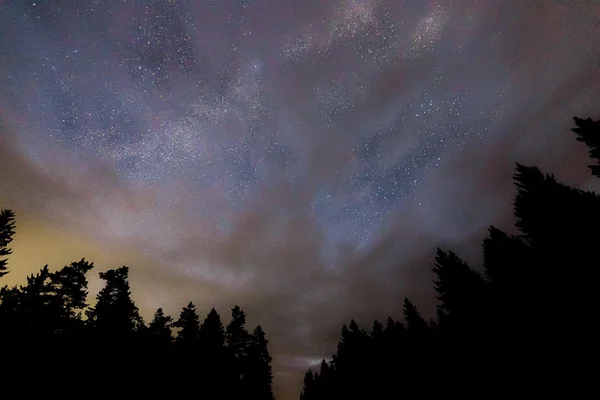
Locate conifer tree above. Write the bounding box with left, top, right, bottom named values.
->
left=246, top=325, right=275, bottom=400
left=572, top=116, right=600, bottom=177
left=226, top=305, right=252, bottom=395
left=0, top=209, right=15, bottom=278
left=302, top=370, right=315, bottom=400
left=199, top=308, right=230, bottom=396
left=148, top=307, right=173, bottom=348
left=226, top=305, right=252, bottom=359
left=432, top=248, right=486, bottom=333
left=86, top=266, right=143, bottom=348
left=402, top=297, right=428, bottom=334
left=173, top=301, right=200, bottom=351
left=199, top=307, right=226, bottom=351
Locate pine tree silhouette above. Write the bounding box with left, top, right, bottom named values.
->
left=402, top=297, right=428, bottom=334
left=199, top=308, right=231, bottom=396
left=432, top=248, right=487, bottom=335
left=200, top=307, right=226, bottom=350
left=173, top=301, right=201, bottom=351
left=301, top=370, right=315, bottom=400
left=226, top=305, right=252, bottom=396
left=226, top=305, right=252, bottom=359
left=0, top=209, right=15, bottom=278
left=316, top=359, right=332, bottom=399
left=246, top=325, right=275, bottom=400
left=572, top=116, right=600, bottom=177
left=148, top=307, right=173, bottom=348
left=86, top=266, right=143, bottom=363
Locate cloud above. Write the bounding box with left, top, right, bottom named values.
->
left=2, top=1, right=600, bottom=398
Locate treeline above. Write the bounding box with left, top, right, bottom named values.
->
left=1, top=116, right=598, bottom=398
left=300, top=116, right=600, bottom=399
left=0, top=212, right=274, bottom=398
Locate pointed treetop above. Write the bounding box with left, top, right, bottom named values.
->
left=371, top=319, right=384, bottom=337
left=174, top=301, right=201, bottom=350
left=403, top=297, right=428, bottom=333
left=200, top=307, right=225, bottom=348
left=572, top=116, right=600, bottom=177
left=87, top=265, right=143, bottom=335
left=0, top=209, right=15, bottom=278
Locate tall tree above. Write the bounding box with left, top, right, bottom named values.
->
left=402, top=297, right=428, bottom=334
left=301, top=370, right=316, bottom=400
left=0, top=209, right=15, bottom=278
left=86, top=266, right=143, bottom=349
left=317, top=359, right=332, bottom=398
left=148, top=307, right=173, bottom=349
left=482, top=226, right=536, bottom=330
left=199, top=307, right=226, bottom=351
left=246, top=325, right=275, bottom=400
left=50, top=259, right=94, bottom=323
left=432, top=248, right=486, bottom=334
left=199, top=308, right=230, bottom=396
left=226, top=305, right=251, bottom=359
left=513, top=162, right=600, bottom=326
left=226, top=305, right=252, bottom=395
left=173, top=301, right=200, bottom=351
left=572, top=116, right=600, bottom=177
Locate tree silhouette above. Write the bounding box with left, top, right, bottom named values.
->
left=173, top=301, right=201, bottom=351
left=86, top=266, right=143, bottom=355
left=402, top=297, right=428, bottom=334
left=226, top=305, right=252, bottom=359
left=246, top=325, right=275, bottom=400
left=148, top=307, right=173, bottom=348
left=0, top=209, right=15, bottom=278
left=301, top=370, right=316, bottom=400
left=0, top=207, right=280, bottom=397
left=200, top=307, right=226, bottom=350
left=226, top=305, right=253, bottom=395
left=432, top=248, right=487, bottom=335
left=572, top=116, right=600, bottom=177
left=198, top=308, right=232, bottom=396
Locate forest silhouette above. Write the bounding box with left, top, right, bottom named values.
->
left=1, top=116, right=598, bottom=398
left=299, top=116, right=599, bottom=399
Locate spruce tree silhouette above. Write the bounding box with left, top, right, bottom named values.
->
left=432, top=248, right=487, bottom=336
left=572, top=116, right=600, bottom=177
left=0, top=209, right=15, bottom=278
left=226, top=305, right=253, bottom=396
left=171, top=302, right=203, bottom=393
left=246, top=325, right=275, bottom=400
left=144, top=307, right=174, bottom=386
left=482, top=226, right=536, bottom=335
left=174, top=301, right=201, bottom=351
left=85, top=265, right=144, bottom=379
left=199, top=308, right=232, bottom=397
left=227, top=305, right=252, bottom=360
left=315, top=359, right=332, bottom=399
left=513, top=161, right=600, bottom=342
left=200, top=307, right=226, bottom=351
left=402, top=297, right=428, bottom=334
left=86, top=266, right=143, bottom=340
left=148, top=307, right=173, bottom=349
left=301, top=370, right=316, bottom=400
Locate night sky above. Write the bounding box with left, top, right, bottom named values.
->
left=1, top=0, right=599, bottom=397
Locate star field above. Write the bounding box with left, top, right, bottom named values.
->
left=2, top=1, right=600, bottom=398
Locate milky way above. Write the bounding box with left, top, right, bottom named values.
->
left=1, top=1, right=600, bottom=398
